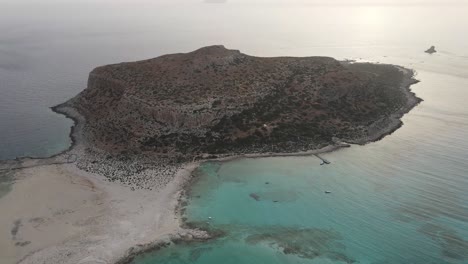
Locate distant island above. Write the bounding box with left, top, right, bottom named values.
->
left=0, top=46, right=422, bottom=264
left=425, top=45, right=437, bottom=54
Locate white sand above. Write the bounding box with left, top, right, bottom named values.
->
left=0, top=162, right=197, bottom=264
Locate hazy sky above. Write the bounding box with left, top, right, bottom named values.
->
left=3, top=0, right=468, bottom=4
left=212, top=0, right=468, bottom=3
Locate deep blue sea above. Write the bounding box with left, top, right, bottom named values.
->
left=1, top=1, right=468, bottom=263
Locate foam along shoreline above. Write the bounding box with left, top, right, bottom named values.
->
left=0, top=63, right=421, bottom=264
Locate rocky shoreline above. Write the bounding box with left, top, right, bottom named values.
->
left=344, top=65, right=422, bottom=144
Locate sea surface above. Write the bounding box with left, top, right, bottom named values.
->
left=1, top=1, right=468, bottom=263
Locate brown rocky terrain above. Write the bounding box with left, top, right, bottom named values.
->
left=62, top=45, right=419, bottom=156
left=52, top=45, right=420, bottom=186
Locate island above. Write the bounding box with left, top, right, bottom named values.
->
left=54, top=45, right=420, bottom=187
left=0, top=46, right=421, bottom=264
left=425, top=46, right=437, bottom=54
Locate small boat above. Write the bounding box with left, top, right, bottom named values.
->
left=324, top=191, right=331, bottom=194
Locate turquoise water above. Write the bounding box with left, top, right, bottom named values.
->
left=132, top=70, right=468, bottom=263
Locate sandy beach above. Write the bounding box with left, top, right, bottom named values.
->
left=0, top=160, right=208, bottom=264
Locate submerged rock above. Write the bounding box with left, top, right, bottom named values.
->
left=419, top=223, right=468, bottom=260
left=249, top=193, right=260, bottom=201
left=245, top=227, right=354, bottom=263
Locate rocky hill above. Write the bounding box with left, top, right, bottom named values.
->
left=60, top=45, right=420, bottom=158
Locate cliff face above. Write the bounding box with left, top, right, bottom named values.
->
left=67, top=45, right=419, bottom=156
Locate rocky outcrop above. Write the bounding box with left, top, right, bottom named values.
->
left=63, top=45, right=421, bottom=158
left=425, top=46, right=437, bottom=54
